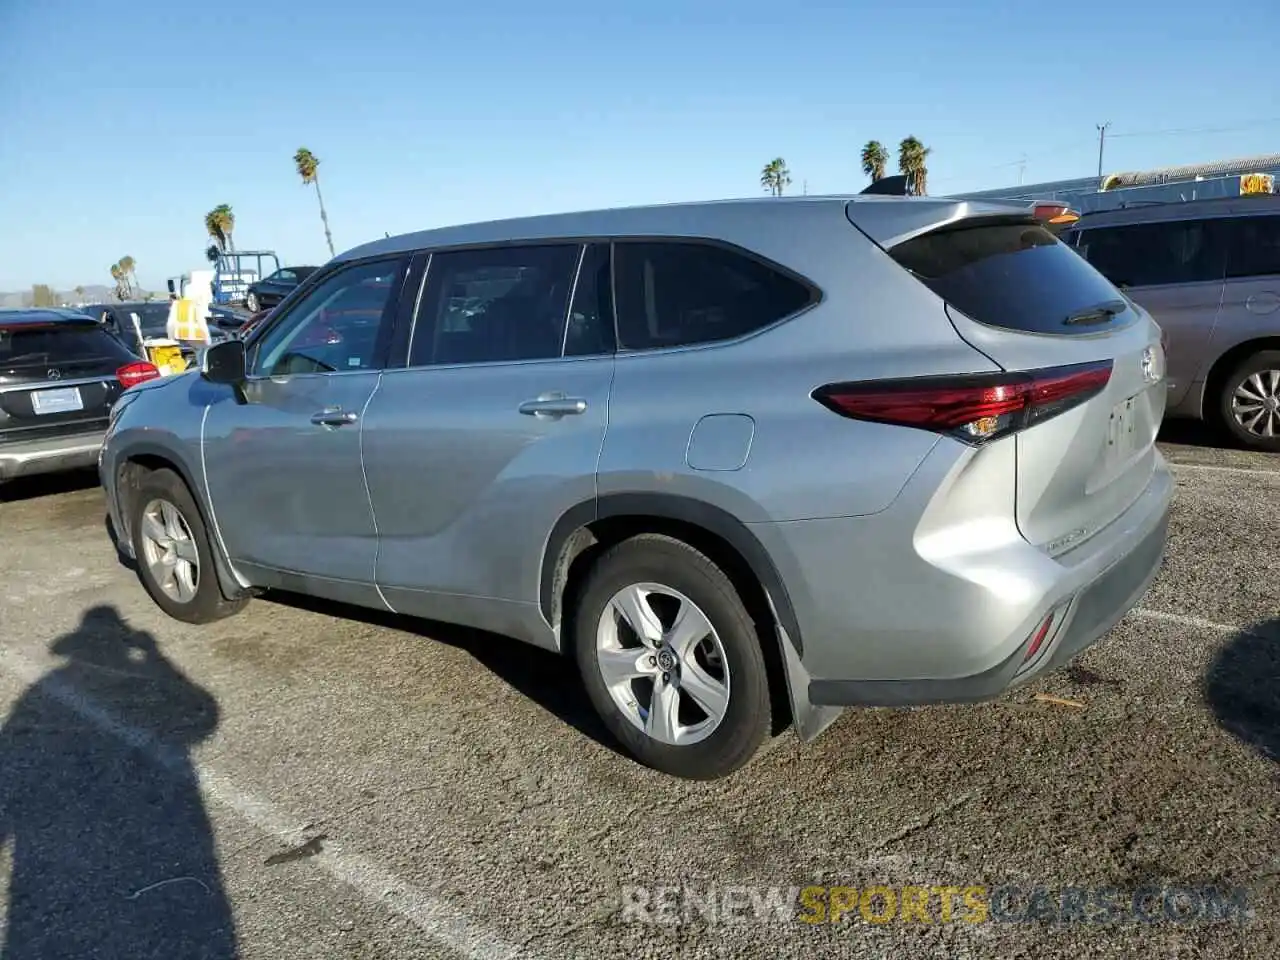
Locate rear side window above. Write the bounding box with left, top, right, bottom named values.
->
left=612, top=241, right=814, bottom=351
left=1074, top=219, right=1225, bottom=288
left=1219, top=215, right=1280, bottom=279
left=891, top=219, right=1140, bottom=336
left=0, top=323, right=135, bottom=376
left=410, top=244, right=581, bottom=366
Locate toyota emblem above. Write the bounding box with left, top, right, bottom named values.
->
left=47, top=369, right=61, bottom=380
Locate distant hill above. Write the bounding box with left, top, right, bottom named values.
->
left=0, top=284, right=151, bottom=309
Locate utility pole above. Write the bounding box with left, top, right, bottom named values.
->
left=1096, top=122, right=1111, bottom=178
left=1017, top=155, right=1027, bottom=186
left=802, top=179, right=808, bottom=196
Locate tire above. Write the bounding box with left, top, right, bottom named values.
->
left=1215, top=350, right=1280, bottom=452
left=246, top=292, right=259, bottom=313
left=129, top=467, right=249, bottom=624
left=572, top=534, right=772, bottom=780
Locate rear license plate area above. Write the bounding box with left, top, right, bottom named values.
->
left=31, top=387, right=84, bottom=415
left=1105, top=394, right=1140, bottom=466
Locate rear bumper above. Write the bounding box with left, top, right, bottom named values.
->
left=0, top=431, right=106, bottom=481
left=809, top=497, right=1169, bottom=706
left=750, top=443, right=1174, bottom=709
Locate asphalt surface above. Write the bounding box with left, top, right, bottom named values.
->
left=0, top=418, right=1277, bottom=959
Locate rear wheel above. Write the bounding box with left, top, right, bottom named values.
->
left=572, top=534, right=771, bottom=780
left=129, top=468, right=248, bottom=624
left=1217, top=350, right=1280, bottom=452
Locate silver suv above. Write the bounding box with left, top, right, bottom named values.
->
left=101, top=197, right=1173, bottom=779
left=1061, top=195, right=1280, bottom=449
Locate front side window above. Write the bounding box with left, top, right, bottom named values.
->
left=1076, top=219, right=1225, bottom=288
left=612, top=241, right=814, bottom=351
left=409, top=244, right=581, bottom=366
left=249, top=258, right=402, bottom=377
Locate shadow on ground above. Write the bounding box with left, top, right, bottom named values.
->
left=0, top=466, right=99, bottom=503
left=1158, top=419, right=1229, bottom=450
left=266, top=591, right=624, bottom=759
left=0, top=605, right=237, bottom=959
left=1203, top=617, right=1280, bottom=763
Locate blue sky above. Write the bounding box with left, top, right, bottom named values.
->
left=0, top=0, right=1276, bottom=291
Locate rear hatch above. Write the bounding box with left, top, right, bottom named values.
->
left=847, top=199, right=1165, bottom=555
left=0, top=319, right=134, bottom=443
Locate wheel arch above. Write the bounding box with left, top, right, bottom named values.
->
left=542, top=493, right=830, bottom=739
left=113, top=440, right=251, bottom=601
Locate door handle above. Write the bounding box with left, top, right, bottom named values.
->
left=518, top=395, right=588, bottom=418
left=310, top=407, right=358, bottom=427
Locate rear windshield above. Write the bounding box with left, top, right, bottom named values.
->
left=0, top=323, right=136, bottom=374
left=890, top=218, right=1133, bottom=335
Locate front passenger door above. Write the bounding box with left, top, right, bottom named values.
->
left=201, top=256, right=408, bottom=598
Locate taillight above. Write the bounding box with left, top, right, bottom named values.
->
left=813, top=360, right=1113, bottom=445
left=117, top=361, right=161, bottom=389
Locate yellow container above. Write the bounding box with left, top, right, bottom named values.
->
left=144, top=341, right=187, bottom=377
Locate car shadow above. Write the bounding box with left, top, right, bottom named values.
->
left=0, top=605, right=237, bottom=959
left=0, top=467, right=100, bottom=503
left=1203, top=617, right=1280, bottom=763
left=1157, top=419, right=1225, bottom=449
left=264, top=591, right=624, bottom=760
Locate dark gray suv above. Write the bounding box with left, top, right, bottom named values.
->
left=1061, top=195, right=1280, bottom=450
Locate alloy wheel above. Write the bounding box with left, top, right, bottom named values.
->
left=1231, top=368, right=1280, bottom=439
left=138, top=498, right=199, bottom=603
left=595, top=582, right=730, bottom=746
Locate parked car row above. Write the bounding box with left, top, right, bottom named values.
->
left=12, top=191, right=1277, bottom=782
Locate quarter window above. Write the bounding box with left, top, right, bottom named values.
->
left=409, top=244, right=581, bottom=366
left=612, top=241, right=813, bottom=351
left=1219, top=215, right=1280, bottom=279
left=249, top=258, right=402, bottom=376
left=1076, top=220, right=1225, bottom=288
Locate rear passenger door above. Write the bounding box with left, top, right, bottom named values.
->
left=1076, top=218, right=1226, bottom=408
left=361, top=242, right=615, bottom=619
left=1213, top=214, right=1280, bottom=346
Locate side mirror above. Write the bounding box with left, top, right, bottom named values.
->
left=201, top=338, right=247, bottom=386
left=166, top=279, right=176, bottom=295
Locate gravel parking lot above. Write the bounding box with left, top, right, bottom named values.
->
left=1, top=421, right=1277, bottom=959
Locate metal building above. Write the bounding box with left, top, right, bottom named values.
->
left=949, top=153, right=1280, bottom=213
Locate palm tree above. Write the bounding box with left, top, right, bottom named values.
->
left=119, top=255, right=138, bottom=297
left=294, top=147, right=335, bottom=257
left=74, top=285, right=85, bottom=303
left=204, top=204, right=235, bottom=253
left=109, top=264, right=127, bottom=301
left=897, top=137, right=932, bottom=196
left=861, top=141, right=889, bottom=184
left=760, top=158, right=791, bottom=197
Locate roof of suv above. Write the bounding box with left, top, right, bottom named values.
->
left=338, top=195, right=1037, bottom=263
left=0, top=308, right=99, bottom=326
left=1071, top=193, right=1280, bottom=229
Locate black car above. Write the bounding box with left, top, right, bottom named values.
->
left=81, top=301, right=171, bottom=351
left=244, top=266, right=318, bottom=313
left=0, top=308, right=160, bottom=482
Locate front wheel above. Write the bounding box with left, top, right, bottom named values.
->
left=245, top=292, right=259, bottom=313
left=573, top=534, right=772, bottom=780
left=1217, top=350, right=1280, bottom=452
left=129, top=467, right=249, bottom=624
